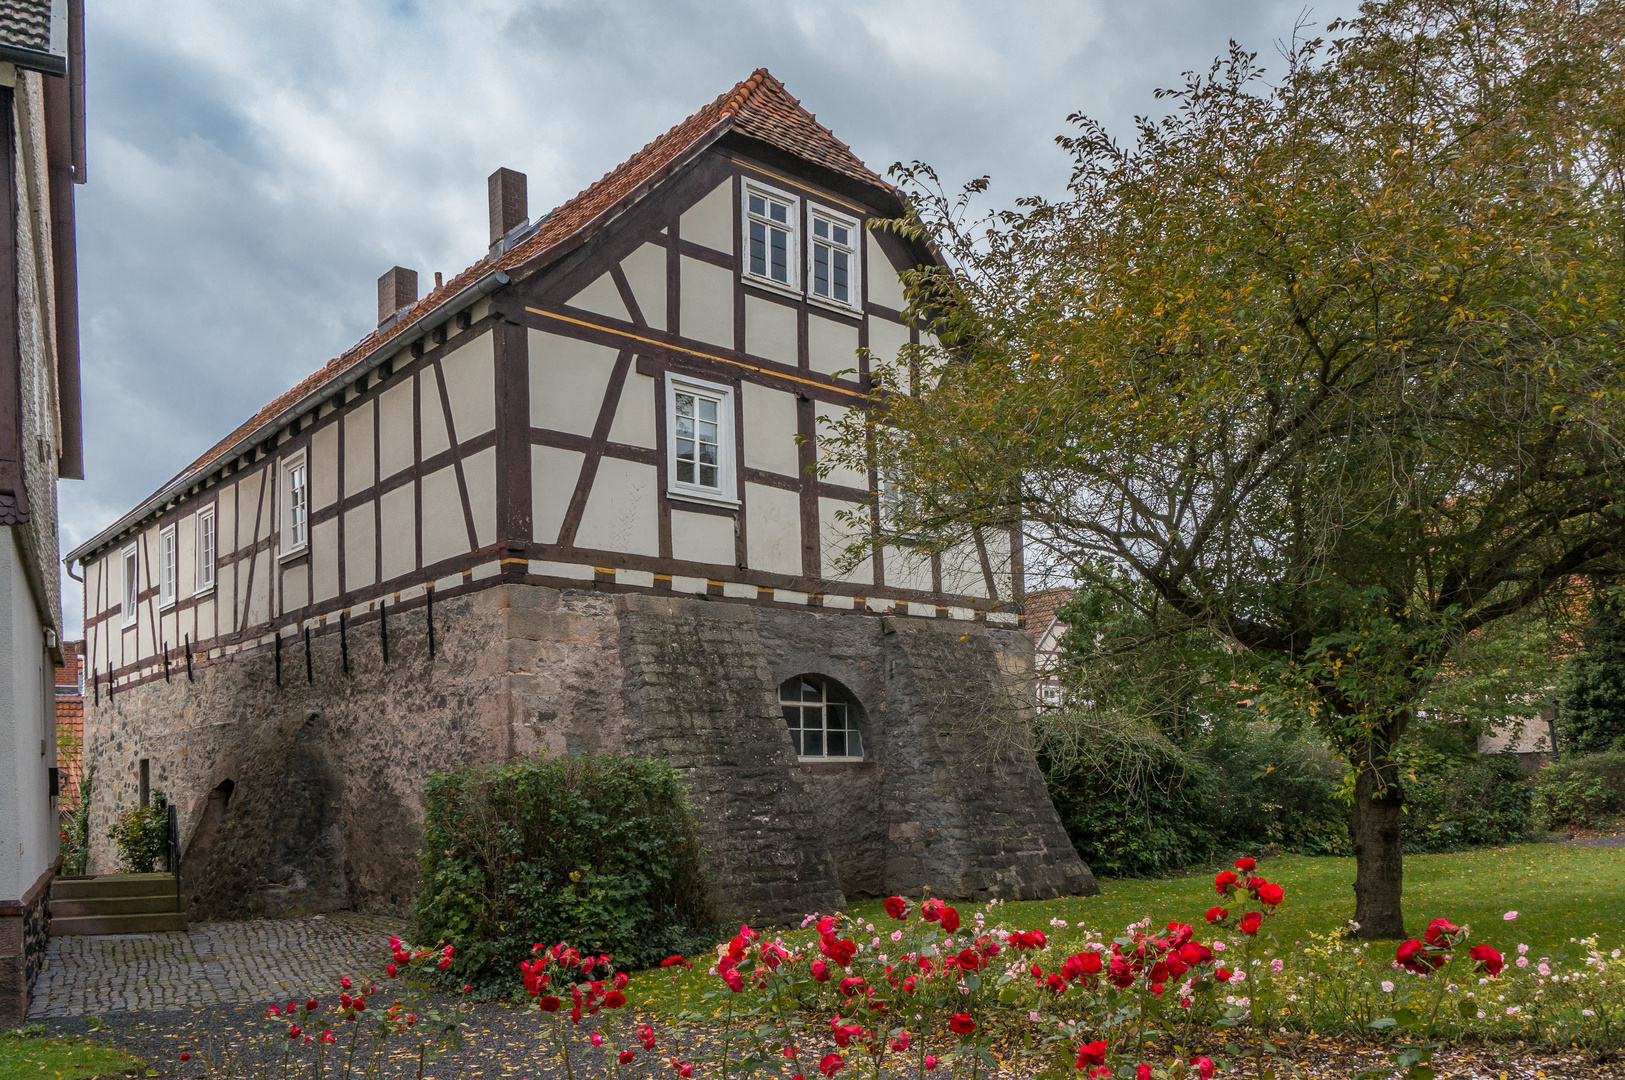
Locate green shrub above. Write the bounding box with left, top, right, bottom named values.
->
left=1533, top=751, right=1625, bottom=832
left=413, top=754, right=713, bottom=993
left=59, top=768, right=92, bottom=876
left=1043, top=721, right=1351, bottom=878
left=1557, top=591, right=1625, bottom=755
left=1402, top=752, right=1531, bottom=852
left=107, top=789, right=168, bottom=873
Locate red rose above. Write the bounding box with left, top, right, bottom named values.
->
left=1178, top=942, right=1213, bottom=966
left=620, top=1052, right=636, bottom=1064
left=819, top=1055, right=844, bottom=1077
left=1214, top=967, right=1232, bottom=983
left=1234, top=857, right=1256, bottom=871
left=948, top=1013, right=975, bottom=1035
left=1075, top=1041, right=1108, bottom=1068
left=830, top=1020, right=864, bottom=1048
left=1165, top=923, right=1194, bottom=947
left=305, top=999, right=318, bottom=1013
left=1424, top=918, right=1459, bottom=945
left=957, top=948, right=982, bottom=971
left=722, top=968, right=745, bottom=992
left=603, top=990, right=627, bottom=1008
left=839, top=976, right=865, bottom=997
left=179, top=1054, right=190, bottom=1062
left=1470, top=944, right=1504, bottom=976
left=1213, top=871, right=1237, bottom=894
left=661, top=955, right=687, bottom=968
left=921, top=900, right=943, bottom=922
left=1191, top=1056, right=1215, bottom=1080
left=539, top=995, right=560, bottom=1012
left=884, top=896, right=909, bottom=920
left=923, top=1056, right=939, bottom=1071
left=823, top=939, right=858, bottom=967
left=811, top=959, right=831, bottom=982
left=1078, top=951, right=1103, bottom=975
left=1257, top=883, right=1284, bottom=907
left=1395, top=939, right=1443, bottom=974
left=939, top=907, right=961, bottom=932
left=1239, top=913, right=1261, bottom=936
left=1045, top=973, right=1067, bottom=993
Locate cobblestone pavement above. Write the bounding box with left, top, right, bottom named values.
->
left=28, top=913, right=409, bottom=1018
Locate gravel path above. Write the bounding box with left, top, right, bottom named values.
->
left=28, top=913, right=408, bottom=1019
left=1564, top=834, right=1625, bottom=847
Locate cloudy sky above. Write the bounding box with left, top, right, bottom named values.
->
left=59, top=0, right=1357, bottom=635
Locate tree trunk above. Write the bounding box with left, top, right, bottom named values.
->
left=1350, top=763, right=1406, bottom=939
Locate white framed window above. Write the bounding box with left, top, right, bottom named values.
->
left=121, top=544, right=138, bottom=627
left=196, top=505, right=216, bottom=593
left=742, top=181, right=799, bottom=292
left=780, top=675, right=864, bottom=760
left=282, top=452, right=309, bottom=555
left=808, top=207, right=860, bottom=310
left=158, top=525, right=177, bottom=609
left=665, top=374, right=737, bottom=507
left=1037, top=682, right=1065, bottom=708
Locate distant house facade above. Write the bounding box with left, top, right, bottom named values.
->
left=0, top=0, right=86, bottom=1024
left=54, top=639, right=81, bottom=800
left=67, top=71, right=1094, bottom=924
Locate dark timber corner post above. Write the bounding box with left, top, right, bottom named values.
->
left=488, top=167, right=533, bottom=583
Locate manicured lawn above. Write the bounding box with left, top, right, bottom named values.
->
left=0, top=1029, right=144, bottom=1080
left=629, top=843, right=1625, bottom=1016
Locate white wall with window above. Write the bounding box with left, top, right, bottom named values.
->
left=196, top=505, right=216, bottom=592
left=121, top=544, right=138, bottom=626
left=780, top=675, right=864, bottom=760
left=666, top=374, right=737, bottom=507
left=158, top=525, right=177, bottom=609
left=282, top=452, right=309, bottom=554
left=743, top=182, right=798, bottom=292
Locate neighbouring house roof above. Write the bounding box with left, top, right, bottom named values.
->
left=55, top=640, right=83, bottom=803
left=69, top=69, right=895, bottom=565
left=1025, top=587, right=1072, bottom=646
left=0, top=0, right=48, bottom=52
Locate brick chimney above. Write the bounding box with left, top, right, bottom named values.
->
left=377, top=266, right=418, bottom=326
left=488, top=167, right=527, bottom=246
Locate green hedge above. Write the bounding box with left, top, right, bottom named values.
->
left=413, top=754, right=713, bottom=992
left=1533, top=751, right=1625, bottom=832
left=1401, top=752, right=1531, bottom=852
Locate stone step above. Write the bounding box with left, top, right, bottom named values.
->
left=49, top=911, right=188, bottom=937
left=51, top=873, right=175, bottom=900
left=51, top=893, right=181, bottom=918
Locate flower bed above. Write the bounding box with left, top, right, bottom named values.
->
left=173, top=861, right=1625, bottom=1080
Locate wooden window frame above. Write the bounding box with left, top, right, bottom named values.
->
left=120, top=543, right=137, bottom=627
left=195, top=504, right=216, bottom=595
left=281, top=450, right=309, bottom=559
left=807, top=204, right=862, bottom=314
left=741, top=179, right=801, bottom=297
left=780, top=675, right=865, bottom=761
left=158, top=524, right=177, bottom=610
left=665, top=373, right=739, bottom=509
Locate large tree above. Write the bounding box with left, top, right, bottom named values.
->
left=832, top=0, right=1625, bottom=936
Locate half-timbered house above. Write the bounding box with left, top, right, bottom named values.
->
left=67, top=70, right=1094, bottom=923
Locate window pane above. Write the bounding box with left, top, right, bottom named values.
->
left=801, top=678, right=822, bottom=702
left=783, top=705, right=799, bottom=729
left=749, top=195, right=765, bottom=216
left=698, top=442, right=717, bottom=466
left=802, top=729, right=823, bottom=756
left=676, top=393, right=694, bottom=417
left=770, top=228, right=787, bottom=282
left=698, top=398, right=717, bottom=423
left=814, top=245, right=830, bottom=296
left=769, top=200, right=787, bottom=223
left=827, top=730, right=846, bottom=757
left=750, top=222, right=766, bottom=276
left=677, top=460, right=694, bottom=483
left=833, top=251, right=849, bottom=302
left=676, top=416, right=695, bottom=439
left=699, top=464, right=718, bottom=488
left=833, top=224, right=849, bottom=246
left=848, top=728, right=863, bottom=758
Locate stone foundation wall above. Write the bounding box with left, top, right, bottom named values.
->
left=0, top=863, right=54, bottom=1024
left=85, top=585, right=1094, bottom=925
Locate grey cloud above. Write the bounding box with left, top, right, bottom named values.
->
left=57, top=0, right=1357, bottom=634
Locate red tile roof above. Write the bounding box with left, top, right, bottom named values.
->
left=1023, top=587, right=1073, bottom=642
left=84, top=70, right=888, bottom=559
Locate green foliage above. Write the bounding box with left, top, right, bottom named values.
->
left=414, top=754, right=713, bottom=994
left=107, top=789, right=168, bottom=874
left=1533, top=751, right=1625, bottom=832
left=59, top=767, right=92, bottom=876
left=1401, top=750, right=1532, bottom=852
left=1558, top=591, right=1625, bottom=755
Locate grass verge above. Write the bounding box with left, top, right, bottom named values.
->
left=0, top=1026, right=144, bottom=1080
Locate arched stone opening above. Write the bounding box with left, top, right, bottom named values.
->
left=779, top=673, right=885, bottom=898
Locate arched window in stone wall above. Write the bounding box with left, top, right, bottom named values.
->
left=779, top=675, right=864, bottom=760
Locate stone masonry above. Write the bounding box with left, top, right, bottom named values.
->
left=84, top=586, right=1096, bottom=926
